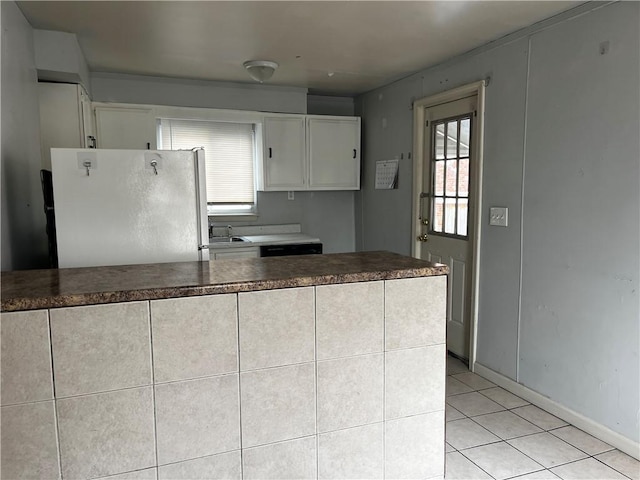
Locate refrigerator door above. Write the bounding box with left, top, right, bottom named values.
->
left=52, top=148, right=209, bottom=268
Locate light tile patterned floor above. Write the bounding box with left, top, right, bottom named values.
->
left=445, top=355, right=640, bottom=480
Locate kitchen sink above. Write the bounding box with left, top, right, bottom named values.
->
left=209, top=236, right=249, bottom=244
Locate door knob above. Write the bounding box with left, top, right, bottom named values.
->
left=417, top=234, right=429, bottom=242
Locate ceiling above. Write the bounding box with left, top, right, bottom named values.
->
left=18, top=1, right=581, bottom=96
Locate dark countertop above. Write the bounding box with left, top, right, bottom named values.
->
left=1, top=251, right=448, bottom=312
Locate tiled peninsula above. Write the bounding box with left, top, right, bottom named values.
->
left=1, top=252, right=448, bottom=480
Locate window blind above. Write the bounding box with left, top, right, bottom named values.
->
left=159, top=119, right=255, bottom=205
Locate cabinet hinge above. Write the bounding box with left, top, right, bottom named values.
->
left=425, top=120, right=429, bottom=127
left=474, top=110, right=477, bottom=117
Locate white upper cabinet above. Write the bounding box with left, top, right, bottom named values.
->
left=94, top=106, right=156, bottom=150
left=262, top=116, right=306, bottom=190
left=307, top=116, right=360, bottom=190
left=38, top=82, right=94, bottom=170
left=259, top=114, right=361, bottom=191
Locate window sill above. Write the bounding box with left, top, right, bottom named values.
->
left=208, top=214, right=259, bottom=222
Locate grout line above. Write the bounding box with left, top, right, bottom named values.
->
left=48, top=310, right=64, bottom=480
left=591, top=455, right=636, bottom=480
left=236, top=294, right=244, bottom=480
left=155, top=448, right=240, bottom=469
left=382, top=280, right=387, bottom=480
left=148, top=302, right=159, bottom=469
left=313, top=286, right=319, bottom=480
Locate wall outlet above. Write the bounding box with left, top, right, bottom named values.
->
left=287, top=191, right=294, bottom=200
left=490, top=207, right=508, bottom=227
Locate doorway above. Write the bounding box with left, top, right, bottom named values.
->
left=411, top=81, right=486, bottom=367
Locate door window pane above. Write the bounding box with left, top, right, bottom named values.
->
left=435, top=124, right=445, bottom=159
left=460, top=118, right=470, bottom=157
left=446, top=121, right=458, bottom=158
left=434, top=161, right=445, bottom=196
left=457, top=199, right=468, bottom=236
left=446, top=160, right=457, bottom=196
left=434, top=198, right=444, bottom=232
left=458, top=158, right=469, bottom=197
left=444, top=198, right=456, bottom=234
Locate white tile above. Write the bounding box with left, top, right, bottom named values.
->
left=385, top=276, right=446, bottom=350
left=446, top=391, right=505, bottom=417
left=508, top=432, right=588, bottom=468
left=386, top=345, right=446, bottom=419
left=317, top=354, right=383, bottom=432
left=452, top=372, right=495, bottom=391
left=158, top=451, right=241, bottom=480
left=445, top=418, right=500, bottom=451
left=446, top=405, right=466, bottom=422
left=243, top=436, right=316, bottom=480
left=240, top=363, right=315, bottom=447
left=57, top=387, right=155, bottom=479
left=385, top=411, right=445, bottom=479
left=1, top=310, right=53, bottom=405
left=0, top=401, right=60, bottom=480
left=551, top=457, right=629, bottom=480
left=447, top=355, right=469, bottom=375
left=473, top=411, right=542, bottom=440
left=445, top=451, right=492, bottom=480
left=463, top=442, right=543, bottom=480
left=480, top=387, right=529, bottom=409
left=447, top=376, right=473, bottom=397
left=318, top=423, right=383, bottom=479
left=512, top=405, right=568, bottom=431
left=510, top=470, right=560, bottom=479
left=549, top=426, right=613, bottom=456
left=155, top=375, right=240, bottom=465
left=316, top=281, right=384, bottom=360
left=96, top=468, right=157, bottom=480
left=239, top=287, right=314, bottom=371
left=151, top=294, right=238, bottom=383
left=50, top=302, right=152, bottom=397
left=595, top=450, right=640, bottom=480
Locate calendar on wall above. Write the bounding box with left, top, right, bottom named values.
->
left=375, top=159, right=399, bottom=189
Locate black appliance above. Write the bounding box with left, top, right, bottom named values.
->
left=260, top=243, right=322, bottom=257
left=40, top=169, right=58, bottom=268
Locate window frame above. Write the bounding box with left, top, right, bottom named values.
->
left=157, top=117, right=261, bottom=220
left=428, top=113, right=473, bottom=240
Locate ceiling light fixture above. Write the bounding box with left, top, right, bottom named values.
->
left=243, top=60, right=278, bottom=83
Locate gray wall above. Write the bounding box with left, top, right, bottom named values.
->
left=1, top=1, right=48, bottom=271
left=34, top=29, right=91, bottom=93
left=92, top=73, right=356, bottom=253
left=91, top=72, right=308, bottom=114
left=307, top=94, right=355, bottom=116
left=356, top=2, right=639, bottom=442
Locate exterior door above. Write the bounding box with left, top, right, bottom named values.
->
left=417, top=95, right=477, bottom=359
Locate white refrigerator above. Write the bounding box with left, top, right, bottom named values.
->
left=51, top=148, right=210, bottom=268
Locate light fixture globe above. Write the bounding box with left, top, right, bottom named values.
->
left=243, top=60, right=278, bottom=83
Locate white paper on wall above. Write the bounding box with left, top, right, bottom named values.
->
left=375, top=159, right=399, bottom=189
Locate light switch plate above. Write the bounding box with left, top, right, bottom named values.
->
left=490, top=207, right=508, bottom=227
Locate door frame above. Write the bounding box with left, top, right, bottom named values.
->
left=411, top=80, right=486, bottom=369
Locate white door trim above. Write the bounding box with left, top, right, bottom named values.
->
left=411, top=80, right=486, bottom=368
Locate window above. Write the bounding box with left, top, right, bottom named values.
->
left=158, top=119, right=257, bottom=216
left=430, top=115, right=471, bottom=237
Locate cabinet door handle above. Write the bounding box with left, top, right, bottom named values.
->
left=353, top=149, right=357, bottom=159
left=147, top=142, right=151, bottom=150
left=269, top=147, right=272, bottom=158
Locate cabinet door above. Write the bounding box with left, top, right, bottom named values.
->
left=95, top=107, right=156, bottom=149
left=262, top=116, right=306, bottom=190
left=307, top=117, right=361, bottom=190
left=38, top=83, right=84, bottom=170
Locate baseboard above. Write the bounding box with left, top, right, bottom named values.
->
left=473, top=362, right=640, bottom=461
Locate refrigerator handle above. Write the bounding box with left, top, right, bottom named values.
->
left=194, top=148, right=210, bottom=261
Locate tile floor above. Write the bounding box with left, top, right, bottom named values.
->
left=445, top=355, right=640, bottom=480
